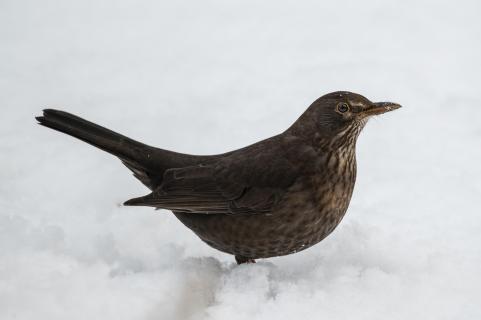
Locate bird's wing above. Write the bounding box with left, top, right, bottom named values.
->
left=124, top=150, right=299, bottom=215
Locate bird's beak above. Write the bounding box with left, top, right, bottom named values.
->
left=363, top=102, right=402, bottom=116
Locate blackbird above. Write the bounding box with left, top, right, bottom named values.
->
left=36, top=91, right=400, bottom=264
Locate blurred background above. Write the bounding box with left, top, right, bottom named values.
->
left=1, top=0, right=480, bottom=319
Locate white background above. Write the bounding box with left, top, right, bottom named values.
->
left=1, top=0, right=480, bottom=319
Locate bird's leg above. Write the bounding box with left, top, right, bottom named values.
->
left=235, top=255, right=256, bottom=264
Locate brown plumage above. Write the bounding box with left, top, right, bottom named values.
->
left=35, top=91, right=401, bottom=264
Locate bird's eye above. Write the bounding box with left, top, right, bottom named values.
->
left=336, top=102, right=350, bottom=113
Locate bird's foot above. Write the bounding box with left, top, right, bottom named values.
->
left=235, top=255, right=256, bottom=265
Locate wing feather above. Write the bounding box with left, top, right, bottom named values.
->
left=124, top=141, right=301, bottom=215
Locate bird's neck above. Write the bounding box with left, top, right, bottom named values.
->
left=316, top=122, right=364, bottom=154
left=287, top=118, right=366, bottom=154
left=315, top=123, right=363, bottom=181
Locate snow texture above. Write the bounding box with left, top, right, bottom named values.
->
left=1, top=0, right=481, bottom=319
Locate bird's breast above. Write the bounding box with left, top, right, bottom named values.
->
left=312, top=149, right=357, bottom=231
left=173, top=150, right=357, bottom=259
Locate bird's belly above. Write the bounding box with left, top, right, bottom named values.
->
left=173, top=182, right=351, bottom=259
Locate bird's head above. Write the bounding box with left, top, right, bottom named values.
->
left=289, top=91, right=401, bottom=148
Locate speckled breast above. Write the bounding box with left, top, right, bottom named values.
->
left=173, top=162, right=356, bottom=259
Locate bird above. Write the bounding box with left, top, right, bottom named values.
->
left=36, top=91, right=401, bottom=264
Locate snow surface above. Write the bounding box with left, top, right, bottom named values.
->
left=1, top=0, right=481, bottom=319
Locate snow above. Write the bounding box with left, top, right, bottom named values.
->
left=1, top=0, right=481, bottom=319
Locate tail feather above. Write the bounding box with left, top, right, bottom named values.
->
left=36, top=109, right=165, bottom=189
left=36, top=109, right=216, bottom=194
left=36, top=109, right=149, bottom=162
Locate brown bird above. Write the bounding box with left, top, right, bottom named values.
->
left=36, top=91, right=400, bottom=264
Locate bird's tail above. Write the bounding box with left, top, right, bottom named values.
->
left=36, top=109, right=150, bottom=163
left=36, top=109, right=215, bottom=190
left=35, top=109, right=171, bottom=190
